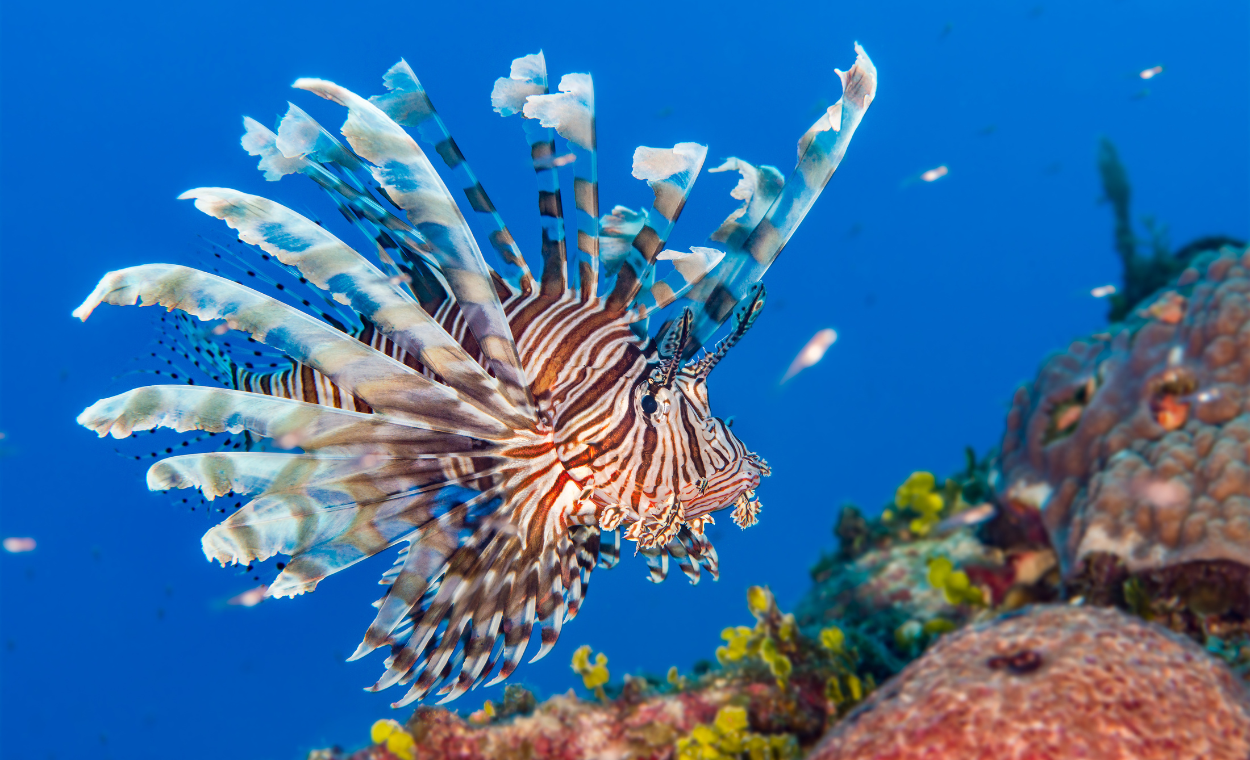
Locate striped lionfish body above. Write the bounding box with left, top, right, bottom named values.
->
left=75, top=47, right=876, bottom=705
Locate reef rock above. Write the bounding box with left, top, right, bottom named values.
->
left=999, top=246, right=1250, bottom=607
left=802, top=530, right=995, bottom=629
left=809, top=604, right=1250, bottom=760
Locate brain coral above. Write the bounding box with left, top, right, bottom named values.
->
left=999, top=246, right=1250, bottom=586
left=809, top=604, right=1250, bottom=760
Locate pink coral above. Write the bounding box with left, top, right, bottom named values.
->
left=998, top=246, right=1250, bottom=580
left=810, top=605, right=1250, bottom=760
left=329, top=685, right=798, bottom=760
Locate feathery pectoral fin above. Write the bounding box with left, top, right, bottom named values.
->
left=293, top=76, right=535, bottom=419
left=75, top=264, right=515, bottom=439
left=78, top=386, right=500, bottom=456
left=347, top=463, right=602, bottom=706
left=180, top=188, right=529, bottom=429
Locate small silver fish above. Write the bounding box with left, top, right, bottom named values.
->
left=932, top=502, right=997, bottom=534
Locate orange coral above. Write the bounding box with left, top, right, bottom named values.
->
left=1000, top=246, right=1250, bottom=580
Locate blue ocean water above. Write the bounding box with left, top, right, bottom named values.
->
left=0, top=1, right=1245, bottom=758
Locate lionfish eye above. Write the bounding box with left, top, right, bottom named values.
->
left=640, top=394, right=659, bottom=415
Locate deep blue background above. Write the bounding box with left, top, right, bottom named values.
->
left=2, top=1, right=1246, bottom=758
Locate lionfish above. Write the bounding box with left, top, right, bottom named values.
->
left=75, top=46, right=876, bottom=705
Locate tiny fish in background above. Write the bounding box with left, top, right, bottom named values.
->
left=782, top=328, right=838, bottom=383
left=532, top=152, right=577, bottom=169
left=1090, top=284, right=1117, bottom=298
left=902, top=165, right=949, bottom=188
left=227, top=585, right=268, bottom=607
left=1139, top=65, right=1164, bottom=80
left=932, top=503, right=996, bottom=535
left=3, top=537, right=36, bottom=553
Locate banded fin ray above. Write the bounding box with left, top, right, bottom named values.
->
left=523, top=73, right=598, bottom=298
left=366, top=464, right=593, bottom=705
left=148, top=451, right=497, bottom=502
left=294, top=76, right=536, bottom=418
left=629, top=246, right=726, bottom=321
left=243, top=117, right=437, bottom=273
left=371, top=60, right=536, bottom=292
left=493, top=52, right=568, bottom=298
left=74, top=264, right=513, bottom=439
left=203, top=474, right=506, bottom=583
left=78, top=385, right=500, bottom=454
left=249, top=112, right=455, bottom=315
left=686, top=44, right=878, bottom=353
left=603, top=142, right=708, bottom=315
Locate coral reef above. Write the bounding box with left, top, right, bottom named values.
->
left=800, top=464, right=1059, bottom=672
left=308, top=588, right=872, bottom=760
left=999, top=245, right=1250, bottom=637
left=302, top=222, right=1250, bottom=760
left=810, top=604, right=1250, bottom=760
left=676, top=705, right=799, bottom=760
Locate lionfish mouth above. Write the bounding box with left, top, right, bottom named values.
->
left=747, top=451, right=771, bottom=478
left=712, top=452, right=768, bottom=528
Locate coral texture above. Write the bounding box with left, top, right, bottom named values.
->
left=999, top=246, right=1250, bottom=577
left=325, top=684, right=813, bottom=760
left=801, top=530, right=996, bottom=634
left=810, top=604, right=1250, bottom=760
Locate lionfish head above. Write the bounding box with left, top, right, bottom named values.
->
left=638, top=300, right=770, bottom=528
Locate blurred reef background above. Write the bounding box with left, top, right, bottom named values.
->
left=1, top=1, right=1247, bottom=759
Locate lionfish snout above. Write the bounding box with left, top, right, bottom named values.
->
left=682, top=448, right=767, bottom=528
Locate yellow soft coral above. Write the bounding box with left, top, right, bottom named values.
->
left=824, top=672, right=864, bottom=706
left=370, top=719, right=415, bottom=760
left=716, top=625, right=757, bottom=665
left=467, top=699, right=496, bottom=725
left=927, top=556, right=987, bottom=607
left=895, top=471, right=945, bottom=535
left=758, top=637, right=792, bottom=687
left=819, top=625, right=845, bottom=654
left=571, top=644, right=610, bottom=701
left=676, top=705, right=798, bottom=760
left=716, top=588, right=795, bottom=688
